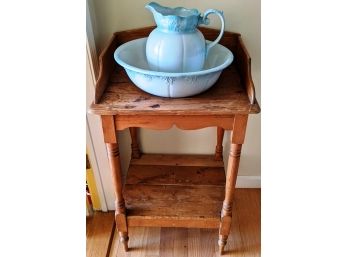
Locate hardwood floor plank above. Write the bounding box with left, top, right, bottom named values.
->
left=131, top=227, right=147, bottom=257
left=144, top=227, right=161, bottom=257
left=173, top=228, right=188, bottom=257
left=159, top=228, right=175, bottom=257
left=235, top=189, right=261, bottom=257
left=108, top=229, right=120, bottom=257
left=187, top=228, right=201, bottom=257
left=200, top=229, right=218, bottom=257
left=114, top=227, right=144, bottom=257
left=86, top=212, right=115, bottom=257
left=130, top=154, right=224, bottom=167
left=223, top=203, right=245, bottom=257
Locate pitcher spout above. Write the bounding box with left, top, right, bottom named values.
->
left=145, top=2, right=201, bottom=32
left=145, top=2, right=160, bottom=15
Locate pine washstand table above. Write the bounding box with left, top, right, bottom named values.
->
left=88, top=27, right=260, bottom=255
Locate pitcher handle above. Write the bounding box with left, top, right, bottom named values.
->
left=200, top=9, right=225, bottom=57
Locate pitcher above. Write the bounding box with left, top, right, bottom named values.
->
left=145, top=2, right=225, bottom=73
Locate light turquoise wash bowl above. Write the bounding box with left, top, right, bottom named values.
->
left=114, top=37, right=233, bottom=98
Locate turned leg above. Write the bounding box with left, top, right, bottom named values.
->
left=219, top=144, right=242, bottom=254
left=219, top=115, right=248, bottom=255
left=102, top=116, right=129, bottom=252
left=215, top=127, right=224, bottom=161
left=129, top=127, right=141, bottom=159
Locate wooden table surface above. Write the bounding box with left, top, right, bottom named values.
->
left=89, top=65, right=260, bottom=116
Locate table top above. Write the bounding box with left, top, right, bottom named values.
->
left=88, top=27, right=260, bottom=117
left=89, top=65, right=260, bottom=116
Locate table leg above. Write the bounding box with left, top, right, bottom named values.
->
left=102, top=116, right=129, bottom=252
left=218, top=143, right=242, bottom=254
left=218, top=115, right=248, bottom=255
left=129, top=127, right=141, bottom=159
left=215, top=127, right=224, bottom=161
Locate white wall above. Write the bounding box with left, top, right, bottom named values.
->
left=90, top=0, right=261, bottom=179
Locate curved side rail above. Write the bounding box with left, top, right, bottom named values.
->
left=94, top=34, right=118, bottom=103
left=235, top=36, right=256, bottom=105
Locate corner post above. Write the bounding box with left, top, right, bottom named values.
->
left=129, top=127, right=141, bottom=159
left=218, top=115, right=248, bottom=254
left=101, top=115, right=129, bottom=252
left=215, top=127, right=225, bottom=161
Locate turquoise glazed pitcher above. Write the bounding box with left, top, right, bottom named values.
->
left=145, top=2, right=225, bottom=72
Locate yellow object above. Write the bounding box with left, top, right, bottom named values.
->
left=86, top=150, right=101, bottom=210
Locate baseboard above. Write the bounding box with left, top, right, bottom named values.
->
left=236, top=176, right=261, bottom=188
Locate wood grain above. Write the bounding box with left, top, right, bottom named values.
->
left=89, top=65, right=260, bottom=116
left=90, top=26, right=260, bottom=254
left=219, top=114, right=249, bottom=254
left=200, top=229, right=218, bottom=257
left=215, top=127, right=224, bottom=161
left=123, top=154, right=225, bottom=229
left=86, top=212, right=115, bottom=257
left=159, top=228, right=175, bottom=257
left=94, top=34, right=118, bottom=103
left=113, top=227, right=145, bottom=257
left=129, top=127, right=141, bottom=159
left=106, top=142, right=129, bottom=251
left=102, top=115, right=129, bottom=251
left=127, top=216, right=221, bottom=229
left=93, top=189, right=260, bottom=257
left=222, top=203, right=245, bottom=257
left=124, top=184, right=224, bottom=222
left=101, top=115, right=117, bottom=143
left=235, top=189, right=261, bottom=257
left=145, top=226, right=161, bottom=256
left=129, top=154, right=224, bottom=167
left=108, top=227, right=121, bottom=257
left=231, top=115, right=249, bottom=144
left=173, top=228, right=188, bottom=257
left=126, top=165, right=226, bottom=186
left=90, top=27, right=259, bottom=110
left=235, top=36, right=256, bottom=104
left=113, top=114, right=235, bottom=131
left=188, top=229, right=201, bottom=257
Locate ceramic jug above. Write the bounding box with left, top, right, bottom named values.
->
left=145, top=2, right=225, bottom=73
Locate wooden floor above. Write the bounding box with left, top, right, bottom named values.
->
left=87, top=189, right=260, bottom=257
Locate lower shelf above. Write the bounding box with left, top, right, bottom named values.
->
left=123, top=154, right=226, bottom=228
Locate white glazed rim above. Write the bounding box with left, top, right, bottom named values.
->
left=114, top=37, right=234, bottom=78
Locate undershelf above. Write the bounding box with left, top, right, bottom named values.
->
left=123, top=154, right=226, bottom=228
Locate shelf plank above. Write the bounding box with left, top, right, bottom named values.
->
left=124, top=154, right=226, bottom=228
left=130, top=154, right=224, bottom=167
left=124, top=184, right=224, bottom=216
left=124, top=183, right=225, bottom=228
left=124, top=184, right=224, bottom=228
left=127, top=216, right=221, bottom=229
left=127, top=165, right=225, bottom=186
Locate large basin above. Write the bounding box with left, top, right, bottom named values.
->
left=114, top=37, right=233, bottom=98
